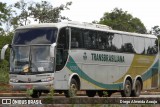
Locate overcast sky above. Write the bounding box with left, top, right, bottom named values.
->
left=1, top=0, right=160, bottom=30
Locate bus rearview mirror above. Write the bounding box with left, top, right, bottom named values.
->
left=50, top=43, right=57, bottom=58
left=1, top=44, right=9, bottom=60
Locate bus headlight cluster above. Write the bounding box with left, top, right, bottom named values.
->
left=10, top=79, right=19, bottom=83
left=41, top=77, right=54, bottom=82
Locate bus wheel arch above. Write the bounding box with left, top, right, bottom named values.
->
left=121, top=75, right=133, bottom=97
left=68, top=73, right=81, bottom=90
left=65, top=73, right=80, bottom=97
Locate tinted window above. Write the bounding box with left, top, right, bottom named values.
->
left=145, top=38, right=152, bottom=55
left=150, top=39, right=158, bottom=54
left=98, top=32, right=107, bottom=50
left=71, top=28, right=83, bottom=48
left=111, top=34, right=123, bottom=52
left=134, top=37, right=145, bottom=54
left=58, top=28, right=69, bottom=49
left=83, top=30, right=98, bottom=49
left=122, top=35, right=135, bottom=53
left=13, top=28, right=57, bottom=45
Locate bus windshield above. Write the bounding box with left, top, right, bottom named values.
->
left=10, top=45, right=54, bottom=74
left=13, top=27, right=57, bottom=45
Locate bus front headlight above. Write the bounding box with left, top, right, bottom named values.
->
left=10, top=79, right=19, bottom=83
left=41, top=77, right=54, bottom=82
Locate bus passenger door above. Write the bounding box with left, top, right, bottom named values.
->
left=56, top=27, right=69, bottom=71
left=54, top=27, right=70, bottom=89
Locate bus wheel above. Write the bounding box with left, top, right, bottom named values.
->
left=64, top=78, right=78, bottom=97
left=131, top=80, right=142, bottom=97
left=86, top=90, right=96, bottom=97
left=31, top=90, right=41, bottom=98
left=121, top=80, right=132, bottom=97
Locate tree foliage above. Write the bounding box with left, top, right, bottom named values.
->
left=11, top=0, right=72, bottom=26
left=151, top=25, right=160, bottom=36
left=0, top=2, right=8, bottom=25
left=99, top=8, right=147, bottom=34
left=150, top=26, right=160, bottom=48
left=11, top=0, right=31, bottom=27
left=0, top=2, right=11, bottom=33
left=29, top=1, right=72, bottom=23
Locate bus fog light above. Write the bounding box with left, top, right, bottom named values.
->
left=41, top=77, right=54, bottom=82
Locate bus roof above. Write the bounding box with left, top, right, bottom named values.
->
left=16, top=21, right=157, bottom=39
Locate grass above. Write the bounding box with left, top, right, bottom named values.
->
left=0, top=60, right=9, bottom=92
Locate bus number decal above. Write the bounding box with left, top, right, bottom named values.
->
left=70, top=66, right=79, bottom=71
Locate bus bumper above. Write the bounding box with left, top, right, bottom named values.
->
left=10, top=81, right=54, bottom=91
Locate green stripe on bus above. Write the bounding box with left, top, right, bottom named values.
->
left=66, top=56, right=159, bottom=90
left=142, top=61, right=159, bottom=81
left=66, top=56, right=123, bottom=90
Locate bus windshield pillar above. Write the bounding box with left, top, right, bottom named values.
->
left=50, top=43, right=57, bottom=58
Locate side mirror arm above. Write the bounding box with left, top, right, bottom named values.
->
left=1, top=44, right=9, bottom=60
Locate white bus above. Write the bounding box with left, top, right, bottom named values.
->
left=1, top=21, right=159, bottom=98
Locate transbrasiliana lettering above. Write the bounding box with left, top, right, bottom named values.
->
left=91, top=53, right=125, bottom=62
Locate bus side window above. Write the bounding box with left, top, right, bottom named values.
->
left=98, top=32, right=107, bottom=50
left=122, top=35, right=135, bottom=53
left=71, top=28, right=83, bottom=49
left=71, top=38, right=79, bottom=48
left=145, top=38, right=154, bottom=55
left=83, top=30, right=97, bottom=49
left=111, top=33, right=123, bottom=52
left=84, top=33, right=91, bottom=49
left=90, top=31, right=98, bottom=49
left=134, top=37, right=145, bottom=54
left=150, top=39, right=158, bottom=54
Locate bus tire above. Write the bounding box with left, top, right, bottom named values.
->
left=64, top=78, right=78, bottom=97
left=86, top=90, right=96, bottom=97
left=131, top=80, right=142, bottom=97
left=31, top=90, right=41, bottom=98
left=121, top=79, right=132, bottom=97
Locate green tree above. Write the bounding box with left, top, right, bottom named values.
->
left=150, top=26, right=160, bottom=48
left=11, top=0, right=32, bottom=27
left=29, top=1, right=72, bottom=23
left=0, top=2, right=11, bottom=33
left=151, top=25, right=160, bottom=36
left=11, top=0, right=72, bottom=27
left=99, top=8, right=147, bottom=34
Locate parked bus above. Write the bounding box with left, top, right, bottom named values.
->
left=1, top=21, right=159, bottom=98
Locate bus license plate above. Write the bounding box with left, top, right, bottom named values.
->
left=26, top=85, right=33, bottom=89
